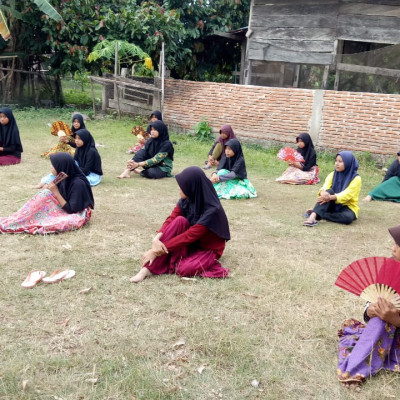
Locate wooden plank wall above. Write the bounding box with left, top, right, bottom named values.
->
left=248, top=0, right=400, bottom=65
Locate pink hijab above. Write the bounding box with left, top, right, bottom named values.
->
left=217, top=124, right=236, bottom=146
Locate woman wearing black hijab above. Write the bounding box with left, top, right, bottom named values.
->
left=364, top=150, right=400, bottom=202
left=0, top=153, right=94, bottom=234
left=74, top=129, right=103, bottom=186
left=117, top=120, right=174, bottom=179
left=210, top=138, right=257, bottom=199
left=0, top=107, right=23, bottom=165
left=276, top=133, right=319, bottom=185
left=130, top=166, right=230, bottom=282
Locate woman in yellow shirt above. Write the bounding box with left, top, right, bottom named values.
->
left=303, top=151, right=361, bottom=226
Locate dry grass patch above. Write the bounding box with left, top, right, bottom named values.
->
left=0, top=109, right=399, bottom=399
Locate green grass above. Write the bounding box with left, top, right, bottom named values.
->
left=0, top=108, right=398, bottom=399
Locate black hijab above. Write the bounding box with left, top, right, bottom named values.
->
left=383, top=152, right=400, bottom=181
left=141, top=120, right=174, bottom=160
left=175, top=166, right=230, bottom=241
left=146, top=110, right=163, bottom=133
left=0, top=107, right=23, bottom=156
left=71, top=114, right=86, bottom=135
left=50, top=153, right=94, bottom=212
left=296, top=133, right=317, bottom=171
left=218, top=139, right=247, bottom=179
left=73, top=129, right=103, bottom=176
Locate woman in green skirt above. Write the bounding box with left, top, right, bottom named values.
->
left=210, top=139, right=257, bottom=200
left=364, top=151, right=400, bottom=202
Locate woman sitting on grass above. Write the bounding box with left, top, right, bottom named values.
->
left=117, top=120, right=174, bottom=179
left=303, top=151, right=361, bottom=226
left=337, top=225, right=400, bottom=388
left=0, top=153, right=94, bottom=234
left=42, top=114, right=86, bottom=159
left=36, top=129, right=102, bottom=188
left=210, top=138, right=257, bottom=199
left=130, top=166, right=230, bottom=283
left=276, top=133, right=319, bottom=185
left=203, top=124, right=236, bottom=170
left=0, top=107, right=23, bottom=166
left=73, top=129, right=103, bottom=186
left=61, top=113, right=86, bottom=149
left=363, top=150, right=400, bottom=202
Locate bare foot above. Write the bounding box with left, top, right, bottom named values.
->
left=130, top=267, right=153, bottom=283
left=362, top=195, right=372, bottom=202
left=116, top=173, right=131, bottom=179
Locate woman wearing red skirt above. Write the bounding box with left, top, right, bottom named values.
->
left=130, top=166, right=231, bottom=282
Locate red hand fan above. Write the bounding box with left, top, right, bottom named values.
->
left=277, top=147, right=305, bottom=163
left=335, top=256, right=400, bottom=309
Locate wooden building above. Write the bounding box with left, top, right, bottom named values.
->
left=244, top=0, right=400, bottom=90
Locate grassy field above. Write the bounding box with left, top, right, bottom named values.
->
left=0, top=108, right=399, bottom=400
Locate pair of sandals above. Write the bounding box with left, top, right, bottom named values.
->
left=21, top=269, right=75, bottom=289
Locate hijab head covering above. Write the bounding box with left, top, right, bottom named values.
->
left=0, top=107, right=23, bottom=155
left=175, top=166, right=230, bottom=240
left=74, top=129, right=103, bottom=175
left=147, top=110, right=163, bottom=133
left=296, top=133, right=317, bottom=170
left=50, top=153, right=94, bottom=209
left=218, top=138, right=247, bottom=179
left=217, top=124, right=236, bottom=146
left=144, top=120, right=174, bottom=160
left=389, top=225, right=400, bottom=247
left=150, top=110, right=162, bottom=121
left=331, top=151, right=359, bottom=193
left=71, top=113, right=86, bottom=134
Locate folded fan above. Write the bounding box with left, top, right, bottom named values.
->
left=277, top=147, right=305, bottom=163
left=335, top=256, right=400, bottom=309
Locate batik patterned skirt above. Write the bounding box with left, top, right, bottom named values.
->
left=276, top=165, right=319, bottom=185
left=41, top=141, right=75, bottom=159
left=337, top=317, right=400, bottom=384
left=0, top=189, right=91, bottom=235
left=213, top=169, right=257, bottom=200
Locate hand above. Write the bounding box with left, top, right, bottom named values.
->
left=373, top=297, right=400, bottom=327
left=0, top=147, right=3, bottom=152
left=59, top=136, right=69, bottom=143
left=151, top=238, right=168, bottom=256
left=141, top=249, right=157, bottom=267
left=210, top=174, right=219, bottom=183
left=287, top=160, right=294, bottom=166
left=208, top=155, right=214, bottom=163
left=127, top=160, right=139, bottom=170
left=317, top=190, right=331, bottom=204
left=45, top=181, right=60, bottom=194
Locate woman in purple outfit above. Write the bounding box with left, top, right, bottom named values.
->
left=337, top=225, right=400, bottom=387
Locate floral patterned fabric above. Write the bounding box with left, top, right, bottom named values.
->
left=41, top=140, right=75, bottom=159
left=0, top=189, right=91, bottom=235
left=337, top=317, right=400, bottom=384
left=213, top=169, right=257, bottom=200
left=276, top=165, right=320, bottom=185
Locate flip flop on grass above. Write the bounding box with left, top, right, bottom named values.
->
left=42, top=269, right=75, bottom=284
left=21, top=270, right=46, bottom=289
left=303, top=220, right=318, bottom=227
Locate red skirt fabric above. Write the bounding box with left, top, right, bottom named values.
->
left=0, top=155, right=21, bottom=165
left=147, top=216, right=229, bottom=278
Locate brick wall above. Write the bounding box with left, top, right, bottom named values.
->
left=163, top=79, right=400, bottom=156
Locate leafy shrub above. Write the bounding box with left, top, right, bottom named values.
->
left=192, top=118, right=213, bottom=142
left=63, top=90, right=93, bottom=107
